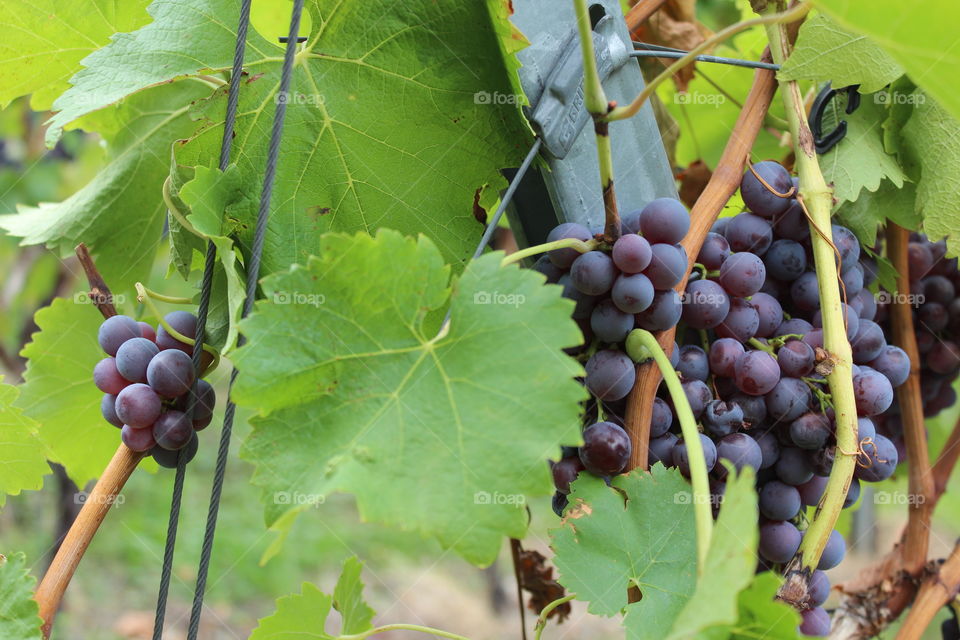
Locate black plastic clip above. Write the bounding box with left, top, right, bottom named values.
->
left=809, top=83, right=861, bottom=154
left=278, top=36, right=308, bottom=43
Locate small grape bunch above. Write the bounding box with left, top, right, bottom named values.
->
left=94, top=311, right=216, bottom=468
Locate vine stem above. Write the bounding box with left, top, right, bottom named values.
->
left=933, top=412, right=960, bottom=499
left=500, top=238, right=598, bottom=267
left=895, top=540, right=960, bottom=640
left=161, top=176, right=199, bottom=237
left=627, top=328, right=712, bottom=570
left=533, top=594, right=576, bottom=640
left=338, top=624, right=471, bottom=640
left=604, top=2, right=810, bottom=122
left=573, top=0, right=620, bottom=241
left=764, top=10, right=857, bottom=607
left=134, top=282, right=221, bottom=373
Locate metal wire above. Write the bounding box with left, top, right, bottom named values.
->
left=186, top=2, right=305, bottom=637
left=151, top=2, right=253, bottom=638
left=631, top=42, right=780, bottom=71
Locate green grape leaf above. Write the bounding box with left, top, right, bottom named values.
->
left=550, top=467, right=697, bottom=639
left=232, top=230, right=585, bottom=565
left=778, top=13, right=902, bottom=93
left=250, top=556, right=375, bottom=640
left=0, top=553, right=43, bottom=640
left=0, top=381, right=49, bottom=507
left=718, top=573, right=802, bottom=640
left=0, top=81, right=211, bottom=290
left=332, top=557, right=375, bottom=635
left=818, top=96, right=906, bottom=205
left=177, top=165, right=248, bottom=351
left=835, top=180, right=918, bottom=248
left=899, top=92, right=960, bottom=254
left=0, top=0, right=150, bottom=110
left=812, top=0, right=960, bottom=124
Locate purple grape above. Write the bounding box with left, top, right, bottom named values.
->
left=778, top=340, right=815, bottom=377
left=801, top=329, right=824, bottom=351
left=153, top=410, right=194, bottom=450
left=97, top=315, right=141, bottom=356
left=635, top=290, right=682, bottom=331
left=147, top=349, right=196, bottom=398
left=759, top=520, right=802, bottom=563
left=844, top=478, right=861, bottom=508
left=790, top=271, right=821, bottom=312
left=645, top=243, right=687, bottom=289
left=649, top=433, right=678, bottom=467
left=716, top=432, right=763, bottom=477
left=138, top=321, right=157, bottom=342
left=698, top=232, right=731, bottom=270
left=775, top=317, right=814, bottom=338
left=851, top=289, right=877, bottom=321
left=611, top=273, right=654, bottom=314
left=733, top=393, right=768, bottom=427
left=841, top=263, right=865, bottom=297
left=800, top=607, right=831, bottom=636
left=585, top=350, right=635, bottom=401
left=115, top=337, right=160, bottom=383
left=703, top=400, right=744, bottom=438
left=650, top=398, right=673, bottom=438
left=817, top=529, right=846, bottom=570
left=751, top=292, right=784, bottom=338
left=790, top=412, right=832, bottom=450
left=620, top=209, right=642, bottom=235
left=853, top=369, right=894, bottom=416
left=807, top=571, right=830, bottom=608
left=677, top=345, right=709, bottom=382
left=772, top=200, right=810, bottom=242
left=752, top=430, right=781, bottom=469
left=552, top=456, right=584, bottom=494
left=156, top=311, right=198, bottom=354
left=612, top=234, right=653, bottom=273
left=718, top=252, right=766, bottom=297
left=559, top=275, right=598, bottom=320
left=813, top=303, right=860, bottom=340
left=850, top=320, right=885, bottom=364
left=766, top=378, right=813, bottom=423
left=776, top=446, right=814, bottom=485
left=868, top=345, right=910, bottom=387
left=921, top=275, right=955, bottom=305
left=741, top=161, right=794, bottom=217
left=682, top=379, right=712, bottom=418
left=579, top=421, right=632, bottom=475
left=115, top=383, right=162, bottom=428
left=764, top=239, right=807, bottom=281
left=186, top=379, right=216, bottom=420
left=121, top=424, right=157, bottom=452
left=94, top=357, right=129, bottom=395
left=907, top=241, right=934, bottom=281
left=151, top=432, right=199, bottom=469
left=590, top=299, right=634, bottom=343
left=759, top=481, right=801, bottom=520
left=716, top=298, right=760, bottom=342
left=638, top=198, right=690, bottom=244
left=725, top=213, right=773, bottom=255
left=928, top=341, right=960, bottom=374
left=547, top=222, right=592, bottom=268
left=682, top=279, right=730, bottom=329
left=672, top=433, right=717, bottom=476
left=570, top=251, right=617, bottom=296
left=709, top=338, right=745, bottom=377
left=101, top=394, right=122, bottom=428
left=734, top=351, right=780, bottom=396
left=856, top=433, right=898, bottom=482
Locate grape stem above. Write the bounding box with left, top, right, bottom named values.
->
left=747, top=337, right=775, bottom=355
left=573, top=0, right=620, bottom=241
left=764, top=8, right=858, bottom=607
left=533, top=594, right=576, bottom=640
left=627, top=328, right=712, bottom=570
left=604, top=3, right=810, bottom=122
left=338, top=624, right=471, bottom=640
left=161, top=176, right=200, bottom=237
left=499, top=238, right=599, bottom=267
left=134, top=282, right=221, bottom=374
left=141, top=287, right=193, bottom=305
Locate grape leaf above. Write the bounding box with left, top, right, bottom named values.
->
left=818, top=95, right=906, bottom=205
left=550, top=467, right=697, bottom=639
left=0, top=553, right=42, bottom=640
left=898, top=92, right=960, bottom=255
left=232, top=230, right=585, bottom=565
left=710, top=573, right=802, bottom=640
left=812, top=0, right=960, bottom=124
left=835, top=179, right=918, bottom=248
left=0, top=0, right=150, bottom=110
left=778, top=13, right=902, bottom=93
left=659, top=469, right=758, bottom=640
left=250, top=556, right=374, bottom=640
left=0, top=80, right=211, bottom=290
left=0, top=380, right=49, bottom=507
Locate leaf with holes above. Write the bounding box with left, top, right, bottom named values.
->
left=778, top=13, right=902, bottom=94
left=232, top=230, right=585, bottom=565
left=0, top=553, right=42, bottom=640
left=0, top=380, right=49, bottom=507
left=550, top=467, right=697, bottom=639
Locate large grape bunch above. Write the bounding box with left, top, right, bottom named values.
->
left=536, top=160, right=943, bottom=637
left=94, top=311, right=216, bottom=467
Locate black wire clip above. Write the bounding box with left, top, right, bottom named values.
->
left=809, top=82, right=861, bottom=154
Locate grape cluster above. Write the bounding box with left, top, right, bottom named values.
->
left=541, top=160, right=927, bottom=637
left=94, top=311, right=215, bottom=467
left=538, top=198, right=692, bottom=514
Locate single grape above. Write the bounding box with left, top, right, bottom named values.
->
left=715, top=432, right=763, bottom=478
left=778, top=340, right=815, bottom=378
left=817, top=529, right=847, bottom=570
left=585, top=350, right=636, bottom=401
left=850, top=320, right=886, bottom=364
left=759, top=520, right=802, bottom=563
left=790, top=412, right=833, bottom=450
left=193, top=414, right=213, bottom=431
left=579, top=421, right=632, bottom=476
left=851, top=289, right=877, bottom=321
left=590, top=299, right=634, bottom=343
left=612, top=234, right=653, bottom=273
left=186, top=379, right=216, bottom=420
left=681, top=279, right=730, bottom=329
left=807, top=570, right=831, bottom=608
left=97, top=315, right=141, bottom=356
left=636, top=289, right=682, bottom=331
left=115, top=383, right=162, bottom=428
left=759, top=481, right=802, bottom=520
left=841, top=263, right=865, bottom=297
left=709, top=338, right=745, bottom=377
left=703, top=400, right=744, bottom=438
left=775, top=317, right=814, bottom=338
left=776, top=447, right=815, bottom=486
left=147, top=349, right=196, bottom=398
left=121, top=424, right=156, bottom=452
left=156, top=310, right=198, bottom=354
left=138, top=321, right=157, bottom=342
left=682, top=379, right=712, bottom=418
left=856, top=433, right=899, bottom=482
left=677, top=345, right=709, bottom=382
left=857, top=416, right=877, bottom=443
left=716, top=298, right=760, bottom=342
left=922, top=274, right=956, bottom=305
left=853, top=369, right=894, bottom=416
left=711, top=218, right=729, bottom=235
left=733, top=393, right=768, bottom=428
left=570, top=251, right=617, bottom=296
left=741, top=161, right=793, bottom=217
left=867, top=345, right=910, bottom=387
left=546, top=222, right=592, bottom=268
left=764, top=239, right=807, bottom=281
left=672, top=433, right=717, bottom=476
left=115, top=337, right=160, bottom=383
left=152, top=410, right=194, bottom=450
left=94, top=357, right=129, bottom=395
left=752, top=430, right=781, bottom=469
left=799, top=607, right=831, bottom=637
left=832, top=225, right=861, bottom=274
left=620, top=209, right=642, bottom=235
left=790, top=271, right=821, bottom=312
left=766, top=378, right=813, bottom=423
left=718, top=252, right=766, bottom=297
left=797, top=475, right=828, bottom=507
left=801, top=329, right=824, bottom=351
left=734, top=351, right=780, bottom=396
left=638, top=198, right=690, bottom=244
left=612, top=273, right=655, bottom=314
left=645, top=243, right=687, bottom=289
left=650, top=398, right=673, bottom=438
left=559, top=275, right=598, bottom=320
left=151, top=432, right=199, bottom=469
left=725, top=213, right=773, bottom=255
left=751, top=292, right=783, bottom=338
left=552, top=492, right=569, bottom=517
left=101, top=394, right=122, bottom=428
left=772, top=200, right=810, bottom=241
left=813, top=303, right=860, bottom=341
left=907, top=241, right=934, bottom=281
left=649, top=433, right=679, bottom=466
left=928, top=341, right=960, bottom=375
left=698, top=232, right=731, bottom=270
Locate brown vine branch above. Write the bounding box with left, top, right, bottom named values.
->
left=34, top=245, right=144, bottom=639
left=625, top=0, right=670, bottom=37
left=895, top=541, right=960, bottom=640
left=933, top=413, right=960, bottom=500
left=624, top=54, right=780, bottom=471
